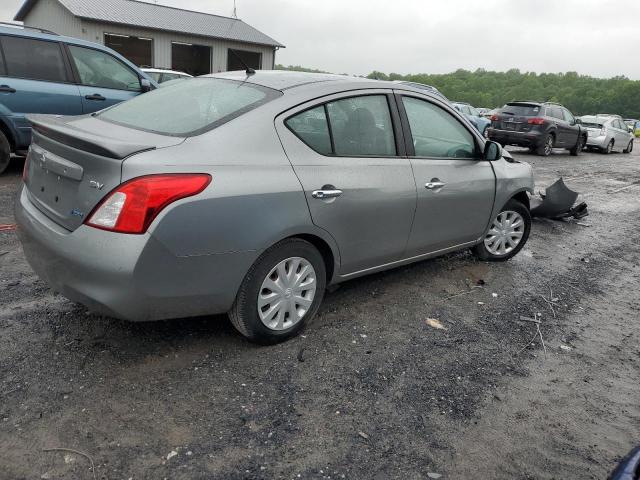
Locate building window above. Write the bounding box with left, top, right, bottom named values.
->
left=104, top=33, right=153, bottom=67
left=171, top=42, right=211, bottom=76
left=227, top=49, right=261, bottom=71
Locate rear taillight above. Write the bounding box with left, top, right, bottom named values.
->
left=527, top=117, right=545, bottom=125
left=600, top=126, right=606, bottom=136
left=490, top=114, right=500, bottom=121
left=86, top=174, right=211, bottom=234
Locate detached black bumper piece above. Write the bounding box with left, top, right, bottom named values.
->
left=530, top=178, right=589, bottom=220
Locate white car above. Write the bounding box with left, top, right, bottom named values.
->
left=141, top=68, right=192, bottom=84
left=580, top=115, right=635, bottom=154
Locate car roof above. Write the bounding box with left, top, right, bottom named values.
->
left=142, top=68, right=190, bottom=75
left=207, top=71, right=451, bottom=103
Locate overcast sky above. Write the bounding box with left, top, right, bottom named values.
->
left=2, top=0, right=640, bottom=79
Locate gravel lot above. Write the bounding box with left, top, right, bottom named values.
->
left=1, top=143, right=639, bottom=480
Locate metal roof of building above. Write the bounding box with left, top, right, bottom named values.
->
left=15, top=0, right=284, bottom=48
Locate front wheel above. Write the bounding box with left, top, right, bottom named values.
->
left=0, top=130, right=10, bottom=175
left=229, top=238, right=326, bottom=344
left=472, top=199, right=531, bottom=261
left=569, top=135, right=585, bottom=156
left=623, top=140, right=634, bottom=154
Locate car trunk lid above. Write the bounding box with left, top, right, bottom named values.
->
left=24, top=114, right=184, bottom=232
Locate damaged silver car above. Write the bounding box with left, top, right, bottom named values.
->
left=16, top=71, right=534, bottom=343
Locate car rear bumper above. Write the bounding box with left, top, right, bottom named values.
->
left=488, top=128, right=544, bottom=148
left=15, top=186, right=254, bottom=321
left=585, top=134, right=609, bottom=149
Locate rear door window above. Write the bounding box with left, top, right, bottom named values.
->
left=548, top=106, right=564, bottom=120
left=1, top=36, right=67, bottom=82
left=286, top=105, right=332, bottom=155
left=402, top=96, right=476, bottom=159
left=562, top=108, right=575, bottom=124
left=68, top=45, right=141, bottom=91
left=326, top=95, right=396, bottom=156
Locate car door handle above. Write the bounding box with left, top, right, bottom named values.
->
left=0, top=85, right=16, bottom=93
left=425, top=181, right=446, bottom=190
left=85, top=94, right=106, bottom=101
left=312, top=189, right=343, bottom=199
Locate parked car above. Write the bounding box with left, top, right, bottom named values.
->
left=0, top=23, right=157, bottom=174
left=488, top=101, right=587, bottom=156
left=452, top=102, right=492, bottom=137
left=16, top=71, right=534, bottom=344
left=141, top=67, right=192, bottom=84
left=580, top=115, right=635, bottom=154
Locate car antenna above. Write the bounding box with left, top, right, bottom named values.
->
left=229, top=49, right=255, bottom=75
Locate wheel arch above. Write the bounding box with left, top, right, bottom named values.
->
left=510, top=189, right=530, bottom=210
left=286, top=233, right=337, bottom=285
left=0, top=118, right=16, bottom=152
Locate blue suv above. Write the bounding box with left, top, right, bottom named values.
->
left=0, top=23, right=157, bottom=174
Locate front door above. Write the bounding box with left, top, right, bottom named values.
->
left=277, top=91, right=417, bottom=275
left=397, top=94, right=496, bottom=256
left=66, top=44, right=143, bottom=113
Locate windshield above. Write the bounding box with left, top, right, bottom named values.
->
left=99, top=77, right=282, bottom=136
left=501, top=103, right=541, bottom=116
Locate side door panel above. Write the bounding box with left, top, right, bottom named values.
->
left=276, top=91, right=417, bottom=275
left=397, top=93, right=496, bottom=256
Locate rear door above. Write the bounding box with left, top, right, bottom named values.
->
left=0, top=35, right=82, bottom=148
left=277, top=91, right=417, bottom=275
left=65, top=44, right=143, bottom=113
left=397, top=93, right=496, bottom=256
left=547, top=106, right=569, bottom=146
left=613, top=119, right=629, bottom=149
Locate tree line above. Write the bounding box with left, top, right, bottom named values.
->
left=276, top=65, right=640, bottom=118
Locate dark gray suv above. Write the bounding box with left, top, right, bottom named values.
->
left=488, top=101, right=587, bottom=156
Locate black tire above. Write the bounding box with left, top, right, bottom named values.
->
left=0, top=130, right=10, bottom=175
left=623, top=140, right=634, bottom=154
left=229, top=238, right=326, bottom=344
left=603, top=140, right=614, bottom=154
left=569, top=135, right=586, bottom=156
left=536, top=133, right=554, bottom=156
left=471, top=199, right=531, bottom=262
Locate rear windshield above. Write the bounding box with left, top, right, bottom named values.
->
left=580, top=116, right=604, bottom=128
left=500, top=103, right=541, bottom=116
left=99, top=77, right=282, bottom=136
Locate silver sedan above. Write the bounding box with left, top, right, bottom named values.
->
left=580, top=115, right=635, bottom=154
left=16, top=71, right=534, bottom=344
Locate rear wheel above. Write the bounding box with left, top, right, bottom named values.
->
left=472, top=199, right=531, bottom=261
left=536, top=134, right=554, bottom=156
left=229, top=238, right=326, bottom=344
left=0, top=131, right=10, bottom=175
left=569, top=135, right=585, bottom=156
left=623, top=140, right=634, bottom=154
left=603, top=139, right=614, bottom=154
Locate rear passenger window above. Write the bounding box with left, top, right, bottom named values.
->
left=285, top=105, right=332, bottom=155
left=1, top=36, right=67, bottom=82
left=402, top=96, right=476, bottom=159
left=326, top=95, right=396, bottom=156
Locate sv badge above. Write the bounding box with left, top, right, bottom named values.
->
left=89, top=180, right=105, bottom=190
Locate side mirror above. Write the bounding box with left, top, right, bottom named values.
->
left=484, top=140, right=502, bottom=161
left=575, top=118, right=582, bottom=125
left=140, top=78, right=153, bottom=93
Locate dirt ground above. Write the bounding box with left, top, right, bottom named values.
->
left=1, top=142, right=639, bottom=480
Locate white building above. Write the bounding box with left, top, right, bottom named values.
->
left=14, top=0, right=284, bottom=76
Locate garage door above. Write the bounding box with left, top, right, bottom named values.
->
left=104, top=33, right=152, bottom=67
left=171, top=42, right=211, bottom=76
left=227, top=49, right=262, bottom=71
